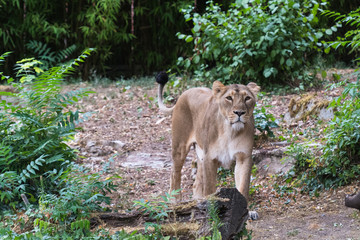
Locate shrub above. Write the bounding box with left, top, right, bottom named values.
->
left=0, top=49, right=95, bottom=209
left=31, top=164, right=116, bottom=238
left=133, top=189, right=179, bottom=238
left=284, top=7, right=360, bottom=194
left=315, top=80, right=360, bottom=188
left=254, top=105, right=279, bottom=138
left=323, top=7, right=360, bottom=55
left=285, top=80, right=360, bottom=194
left=175, top=0, right=327, bottom=86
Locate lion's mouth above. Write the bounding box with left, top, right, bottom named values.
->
left=231, top=119, right=245, bottom=131
left=232, top=117, right=244, bottom=124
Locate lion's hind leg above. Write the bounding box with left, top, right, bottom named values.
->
left=170, top=143, right=191, bottom=199
left=193, top=156, right=218, bottom=199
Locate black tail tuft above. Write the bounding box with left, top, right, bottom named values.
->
left=155, top=71, right=169, bottom=85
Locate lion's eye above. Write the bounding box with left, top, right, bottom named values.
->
left=245, top=96, right=251, bottom=101
left=226, top=96, right=232, bottom=101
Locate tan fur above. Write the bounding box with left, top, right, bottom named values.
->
left=158, top=80, right=260, bottom=201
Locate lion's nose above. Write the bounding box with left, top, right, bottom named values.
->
left=234, top=111, right=245, bottom=117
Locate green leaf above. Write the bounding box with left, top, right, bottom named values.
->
left=0, top=91, right=14, bottom=96
left=185, top=36, right=194, bottom=43
left=193, top=55, right=200, bottom=64
left=193, top=24, right=201, bottom=33
left=27, top=165, right=36, bottom=175
left=315, top=32, right=323, bottom=39
left=177, top=34, right=186, bottom=39
left=321, top=70, right=327, bottom=79
left=325, top=29, right=333, bottom=35
left=263, top=68, right=273, bottom=78
left=286, top=59, right=293, bottom=67
left=280, top=57, right=285, bottom=65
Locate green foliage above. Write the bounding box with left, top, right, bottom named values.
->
left=26, top=40, right=77, bottom=70
left=323, top=7, right=360, bottom=55
left=0, top=0, right=193, bottom=78
left=235, top=222, right=253, bottom=240
left=285, top=80, right=360, bottom=194
left=316, top=80, right=360, bottom=186
left=0, top=49, right=95, bottom=209
left=130, top=1, right=193, bottom=73
left=207, top=199, right=222, bottom=240
left=254, top=105, right=279, bottom=138
left=175, top=0, right=327, bottom=86
left=133, top=189, right=179, bottom=238
left=284, top=143, right=315, bottom=174
left=284, top=8, right=360, bottom=194
left=30, top=164, right=116, bottom=238
left=77, top=0, right=133, bottom=73
left=0, top=165, right=120, bottom=239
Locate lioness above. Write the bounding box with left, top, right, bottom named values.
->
left=156, top=72, right=260, bottom=202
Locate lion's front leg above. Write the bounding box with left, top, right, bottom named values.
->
left=234, top=152, right=253, bottom=201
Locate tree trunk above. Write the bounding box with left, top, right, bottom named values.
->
left=91, top=188, right=248, bottom=239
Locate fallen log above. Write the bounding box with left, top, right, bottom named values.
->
left=91, top=188, right=248, bottom=239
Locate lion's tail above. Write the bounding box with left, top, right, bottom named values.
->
left=156, top=71, right=174, bottom=115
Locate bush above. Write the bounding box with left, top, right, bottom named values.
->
left=284, top=7, right=360, bottom=194
left=315, top=80, right=360, bottom=187
left=323, top=7, right=360, bottom=55
left=31, top=164, right=116, bottom=238
left=0, top=50, right=94, bottom=209
left=254, top=105, right=279, bottom=138
left=285, top=80, right=360, bottom=194
left=175, top=0, right=327, bottom=86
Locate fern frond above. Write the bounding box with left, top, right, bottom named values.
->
left=56, top=44, right=77, bottom=62
left=11, top=112, right=43, bottom=127
left=0, top=50, right=95, bottom=208
left=0, top=142, right=15, bottom=172
left=0, top=52, right=12, bottom=65
left=26, top=40, right=56, bottom=69
left=19, top=154, right=60, bottom=183
left=0, top=52, right=14, bottom=83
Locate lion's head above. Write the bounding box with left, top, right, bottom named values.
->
left=212, top=81, right=260, bottom=131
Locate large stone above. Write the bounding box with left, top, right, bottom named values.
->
left=253, top=147, right=294, bottom=176
left=283, top=94, right=334, bottom=124
left=345, top=192, right=360, bottom=210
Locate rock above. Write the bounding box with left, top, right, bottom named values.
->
left=253, top=148, right=294, bottom=176
left=121, top=152, right=169, bottom=169
left=85, top=140, right=96, bottom=150
left=318, top=107, right=334, bottom=120
left=345, top=192, right=360, bottom=210
left=283, top=94, right=334, bottom=124
left=109, top=140, right=126, bottom=151
left=89, top=146, right=99, bottom=154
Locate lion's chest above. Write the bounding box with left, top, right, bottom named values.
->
left=195, top=135, right=249, bottom=169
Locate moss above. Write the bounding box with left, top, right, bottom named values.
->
left=288, top=94, right=330, bottom=120
left=288, top=94, right=314, bottom=118
left=161, top=222, right=200, bottom=237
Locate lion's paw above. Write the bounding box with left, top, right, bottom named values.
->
left=249, top=210, right=259, bottom=220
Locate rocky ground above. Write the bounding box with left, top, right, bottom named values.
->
left=66, top=71, right=360, bottom=239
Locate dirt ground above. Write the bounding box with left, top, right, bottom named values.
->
left=66, top=73, right=360, bottom=239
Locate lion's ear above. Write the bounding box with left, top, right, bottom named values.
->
left=212, top=81, right=226, bottom=97
left=247, top=82, right=260, bottom=97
